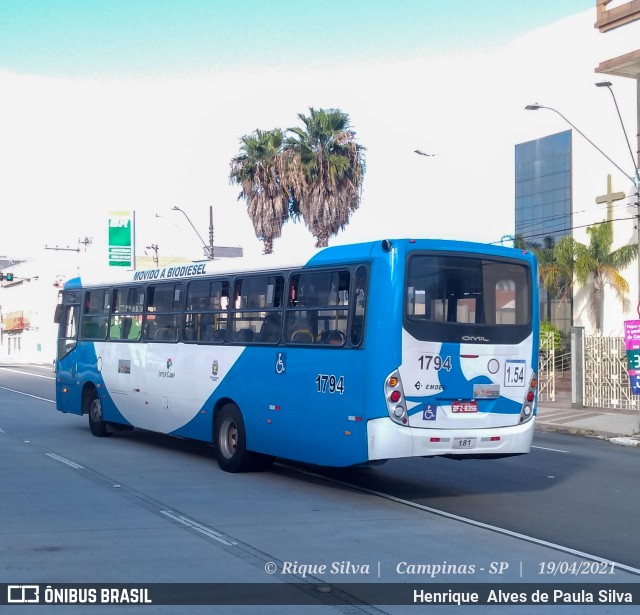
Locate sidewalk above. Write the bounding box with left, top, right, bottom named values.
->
left=536, top=390, right=640, bottom=447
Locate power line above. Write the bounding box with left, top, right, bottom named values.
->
left=493, top=214, right=638, bottom=245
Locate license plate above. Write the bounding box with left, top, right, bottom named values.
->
left=452, top=400, right=478, bottom=413
left=453, top=437, right=477, bottom=449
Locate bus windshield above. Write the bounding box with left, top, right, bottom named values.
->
left=404, top=253, right=531, bottom=344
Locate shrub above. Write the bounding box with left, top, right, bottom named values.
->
left=540, top=320, right=562, bottom=351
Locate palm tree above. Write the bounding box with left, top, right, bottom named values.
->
left=283, top=108, right=365, bottom=248
left=229, top=128, right=292, bottom=254
left=573, top=221, right=636, bottom=331
left=536, top=235, right=576, bottom=319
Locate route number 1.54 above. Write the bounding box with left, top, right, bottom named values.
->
left=504, top=360, right=525, bottom=386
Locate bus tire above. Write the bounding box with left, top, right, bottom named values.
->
left=214, top=404, right=273, bottom=472
left=87, top=390, right=112, bottom=438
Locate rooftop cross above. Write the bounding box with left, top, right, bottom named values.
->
left=595, top=174, right=626, bottom=227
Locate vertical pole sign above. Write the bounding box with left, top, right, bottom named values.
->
left=623, top=320, right=640, bottom=394
left=108, top=212, right=133, bottom=267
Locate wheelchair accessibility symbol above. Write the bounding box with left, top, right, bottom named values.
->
left=422, top=404, right=437, bottom=420
left=275, top=352, right=286, bottom=374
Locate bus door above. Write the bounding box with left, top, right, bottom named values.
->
left=54, top=292, right=82, bottom=415
left=268, top=267, right=368, bottom=466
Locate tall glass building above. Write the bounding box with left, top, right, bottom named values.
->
left=515, top=130, right=573, bottom=334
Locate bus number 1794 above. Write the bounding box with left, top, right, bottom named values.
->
left=418, top=354, right=452, bottom=372
left=315, top=374, right=345, bottom=395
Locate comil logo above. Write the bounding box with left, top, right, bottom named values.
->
left=462, top=335, right=490, bottom=342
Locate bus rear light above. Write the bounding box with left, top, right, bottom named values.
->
left=519, top=371, right=537, bottom=423
left=430, top=437, right=441, bottom=442
left=490, top=436, right=501, bottom=442
left=385, top=369, right=408, bottom=426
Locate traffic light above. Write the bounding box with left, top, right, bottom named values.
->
left=5, top=273, right=13, bottom=281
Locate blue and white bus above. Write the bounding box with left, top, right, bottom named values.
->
left=55, top=238, right=539, bottom=472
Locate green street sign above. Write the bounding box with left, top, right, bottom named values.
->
left=108, top=212, right=132, bottom=267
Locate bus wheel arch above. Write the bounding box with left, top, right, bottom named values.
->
left=83, top=383, right=112, bottom=438
left=213, top=401, right=273, bottom=473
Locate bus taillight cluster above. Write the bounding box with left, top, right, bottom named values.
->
left=385, top=371, right=408, bottom=425
left=520, top=372, right=537, bottom=423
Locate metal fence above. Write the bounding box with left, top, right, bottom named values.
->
left=538, top=330, right=640, bottom=410
left=538, top=332, right=555, bottom=402
left=583, top=334, right=639, bottom=410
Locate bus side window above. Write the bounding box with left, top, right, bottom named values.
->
left=350, top=266, right=368, bottom=347
left=110, top=287, right=143, bottom=342
left=81, top=289, right=109, bottom=340
left=145, top=283, right=182, bottom=342
left=231, top=275, right=283, bottom=344
left=286, top=270, right=350, bottom=346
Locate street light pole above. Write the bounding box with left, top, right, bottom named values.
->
left=595, top=81, right=640, bottom=188
left=172, top=206, right=214, bottom=259
left=526, top=100, right=640, bottom=314
left=525, top=104, right=635, bottom=183
left=595, top=82, right=640, bottom=316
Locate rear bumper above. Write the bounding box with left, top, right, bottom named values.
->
left=367, top=416, right=535, bottom=460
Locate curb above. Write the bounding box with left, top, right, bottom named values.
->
left=536, top=422, right=640, bottom=444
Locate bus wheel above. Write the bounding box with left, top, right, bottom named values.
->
left=215, top=404, right=273, bottom=472
left=88, top=392, right=111, bottom=438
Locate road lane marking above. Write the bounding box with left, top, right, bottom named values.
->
left=0, top=386, right=54, bottom=403
left=287, top=466, right=640, bottom=578
left=45, top=452, right=84, bottom=469
left=532, top=445, right=570, bottom=453
left=160, top=510, right=237, bottom=546
left=0, top=367, right=55, bottom=380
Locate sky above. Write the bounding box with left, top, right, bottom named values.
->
left=0, top=1, right=594, bottom=79
left=0, top=0, right=623, bottom=269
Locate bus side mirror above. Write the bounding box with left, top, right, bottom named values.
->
left=54, top=304, right=63, bottom=324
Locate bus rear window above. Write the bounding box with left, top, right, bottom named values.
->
left=405, top=254, right=531, bottom=331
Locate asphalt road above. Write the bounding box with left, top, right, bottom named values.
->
left=1, top=364, right=639, bottom=614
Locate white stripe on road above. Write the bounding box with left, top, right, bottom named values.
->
left=0, top=367, right=55, bottom=380
left=160, top=510, right=237, bottom=546
left=0, top=386, right=55, bottom=403
left=532, top=445, right=570, bottom=453
left=45, top=452, right=84, bottom=470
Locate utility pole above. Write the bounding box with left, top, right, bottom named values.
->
left=145, top=244, right=159, bottom=266
left=208, top=205, right=215, bottom=260
left=78, top=237, right=93, bottom=251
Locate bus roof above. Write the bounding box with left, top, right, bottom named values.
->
left=63, top=238, right=535, bottom=290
